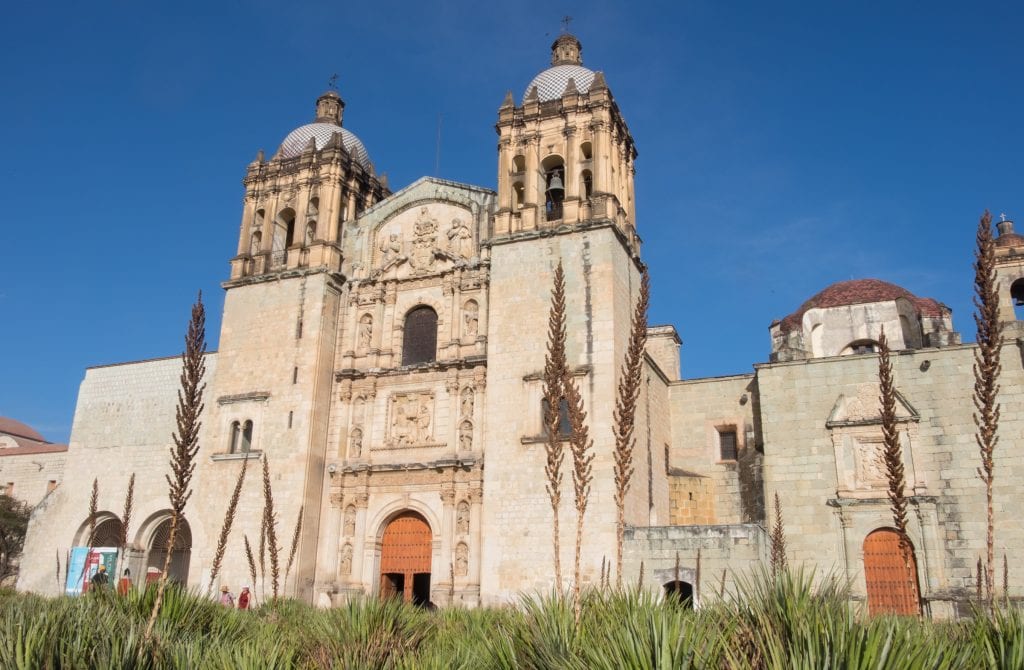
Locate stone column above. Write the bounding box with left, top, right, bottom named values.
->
left=467, top=485, right=483, bottom=595
left=352, top=491, right=370, bottom=592
left=380, top=283, right=397, bottom=368
left=439, top=486, right=456, bottom=601
left=317, top=487, right=343, bottom=592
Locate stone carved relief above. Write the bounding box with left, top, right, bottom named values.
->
left=455, top=542, right=468, bottom=576
left=459, top=420, right=473, bottom=451
left=349, top=427, right=363, bottom=458
left=456, top=501, right=470, bottom=534
left=447, top=218, right=474, bottom=258
left=388, top=392, right=434, bottom=446
left=462, top=300, right=479, bottom=340
left=378, top=233, right=403, bottom=266
left=853, top=436, right=887, bottom=487
left=357, top=314, right=373, bottom=352
left=410, top=207, right=440, bottom=271
left=343, top=505, right=356, bottom=536
left=460, top=387, right=474, bottom=418
left=340, top=543, right=353, bottom=575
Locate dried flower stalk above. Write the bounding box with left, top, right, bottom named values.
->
left=119, top=473, right=135, bottom=551
left=613, top=267, right=649, bottom=587
left=542, top=260, right=568, bottom=589
left=972, top=210, right=1002, bottom=606
left=284, top=505, right=304, bottom=590
left=207, top=455, right=248, bottom=595
left=878, top=329, right=910, bottom=550
left=564, top=323, right=594, bottom=625
left=145, top=292, right=206, bottom=644
left=244, top=535, right=258, bottom=607
left=769, top=492, right=788, bottom=577
left=261, top=453, right=281, bottom=600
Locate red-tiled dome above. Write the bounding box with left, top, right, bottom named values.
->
left=995, top=232, right=1024, bottom=248
left=0, top=417, right=46, bottom=441
left=777, top=279, right=945, bottom=334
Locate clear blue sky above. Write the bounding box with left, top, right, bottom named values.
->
left=2, top=1, right=1021, bottom=443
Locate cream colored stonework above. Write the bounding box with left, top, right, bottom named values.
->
left=13, top=37, right=1023, bottom=617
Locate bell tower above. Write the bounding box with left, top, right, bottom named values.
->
left=993, top=214, right=1024, bottom=336
left=493, top=33, right=639, bottom=253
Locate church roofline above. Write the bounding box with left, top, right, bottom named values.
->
left=85, top=350, right=218, bottom=371
left=358, top=176, right=496, bottom=220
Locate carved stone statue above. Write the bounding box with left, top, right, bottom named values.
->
left=357, top=314, right=373, bottom=352
left=250, top=230, right=262, bottom=256
left=463, top=301, right=479, bottom=340
left=459, top=420, right=473, bottom=451
left=378, top=232, right=403, bottom=265
left=343, top=505, right=356, bottom=536
left=340, top=543, right=353, bottom=575
left=390, top=393, right=434, bottom=445
left=410, top=207, right=440, bottom=271
left=349, top=427, right=363, bottom=458
left=460, top=387, right=474, bottom=418
left=456, top=501, right=470, bottom=534
left=455, top=542, right=468, bottom=576
left=305, top=222, right=316, bottom=245
left=417, top=404, right=432, bottom=442
left=447, top=218, right=474, bottom=258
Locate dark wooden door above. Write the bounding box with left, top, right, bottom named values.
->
left=864, top=529, right=921, bottom=616
left=380, top=512, right=432, bottom=604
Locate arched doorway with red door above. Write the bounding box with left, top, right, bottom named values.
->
left=379, top=511, right=433, bottom=606
left=863, top=528, right=921, bottom=615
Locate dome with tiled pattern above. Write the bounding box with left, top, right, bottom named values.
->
left=524, top=65, right=596, bottom=103
left=279, top=123, right=371, bottom=167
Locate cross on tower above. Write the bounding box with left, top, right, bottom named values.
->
left=561, top=15, right=572, bottom=32
left=1000, top=213, right=1008, bottom=222
left=328, top=73, right=339, bottom=91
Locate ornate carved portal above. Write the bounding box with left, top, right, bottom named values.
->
left=387, top=392, right=435, bottom=447
left=863, top=529, right=921, bottom=616
left=379, top=511, right=432, bottom=605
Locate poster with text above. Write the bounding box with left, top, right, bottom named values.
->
left=65, top=547, right=119, bottom=596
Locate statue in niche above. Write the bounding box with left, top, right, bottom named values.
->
left=447, top=218, right=474, bottom=258
left=343, top=505, right=356, bottom=536
left=459, top=420, right=473, bottom=451
left=357, top=314, right=373, bottom=352
left=456, top=501, right=470, bottom=534
left=305, top=222, right=316, bottom=245
left=378, top=232, right=403, bottom=265
left=417, top=404, right=432, bottom=442
left=460, top=387, right=474, bottom=418
left=349, top=427, right=363, bottom=458
left=340, top=543, right=353, bottom=575
left=463, top=301, right=479, bottom=340
left=455, top=543, right=468, bottom=576
left=353, top=396, right=366, bottom=423
left=250, top=230, right=262, bottom=256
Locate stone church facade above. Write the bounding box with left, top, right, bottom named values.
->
left=11, top=34, right=1024, bottom=617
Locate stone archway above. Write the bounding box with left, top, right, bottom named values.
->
left=663, top=580, right=694, bottom=608
left=379, top=511, right=432, bottom=605
left=145, top=517, right=192, bottom=585
left=863, top=528, right=921, bottom=615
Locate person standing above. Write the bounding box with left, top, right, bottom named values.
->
left=219, top=585, right=235, bottom=607
left=237, top=586, right=251, bottom=610
left=90, top=564, right=109, bottom=589
left=117, top=568, right=132, bottom=595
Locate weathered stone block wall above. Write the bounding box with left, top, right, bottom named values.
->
left=18, top=353, right=218, bottom=595
left=667, top=374, right=763, bottom=525
left=668, top=474, right=715, bottom=526
left=623, top=524, right=767, bottom=603
left=757, top=342, right=1024, bottom=616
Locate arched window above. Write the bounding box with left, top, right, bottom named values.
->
left=580, top=141, right=593, bottom=161
left=512, top=181, right=525, bottom=209
left=241, top=421, right=253, bottom=453
left=1012, top=278, right=1024, bottom=320
left=842, top=340, right=879, bottom=356
left=228, top=421, right=241, bottom=453
left=402, top=306, right=438, bottom=366
left=249, top=230, right=262, bottom=257
left=512, top=155, right=526, bottom=173
left=542, top=155, right=565, bottom=221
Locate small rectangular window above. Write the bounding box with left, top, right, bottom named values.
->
left=293, top=367, right=298, bottom=384
left=288, top=411, right=294, bottom=429
left=541, top=397, right=571, bottom=437
left=718, top=429, right=738, bottom=461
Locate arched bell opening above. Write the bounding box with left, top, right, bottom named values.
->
left=1011, top=278, right=1024, bottom=321
left=542, top=155, right=565, bottom=221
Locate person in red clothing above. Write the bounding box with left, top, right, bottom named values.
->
left=237, top=586, right=251, bottom=610
left=117, top=568, right=132, bottom=595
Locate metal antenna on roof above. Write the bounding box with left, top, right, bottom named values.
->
left=561, top=15, right=573, bottom=32
left=328, top=73, right=339, bottom=91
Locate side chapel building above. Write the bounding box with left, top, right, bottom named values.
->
left=11, top=34, right=1024, bottom=617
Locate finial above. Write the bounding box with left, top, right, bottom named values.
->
left=255, top=149, right=265, bottom=162
left=564, top=77, right=578, bottom=95
left=500, top=90, right=515, bottom=108
left=1001, top=212, right=1008, bottom=222
left=525, top=85, right=539, bottom=102
left=328, top=73, right=339, bottom=91
left=591, top=71, right=607, bottom=90
left=561, top=15, right=573, bottom=32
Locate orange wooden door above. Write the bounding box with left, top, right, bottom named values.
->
left=380, top=512, right=432, bottom=603
left=864, top=529, right=921, bottom=616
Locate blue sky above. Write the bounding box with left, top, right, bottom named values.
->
left=2, top=1, right=1021, bottom=443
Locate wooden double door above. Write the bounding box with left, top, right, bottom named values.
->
left=380, top=511, right=432, bottom=605
left=864, top=528, right=921, bottom=616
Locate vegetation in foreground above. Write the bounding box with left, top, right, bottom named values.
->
left=0, top=570, right=1020, bottom=669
